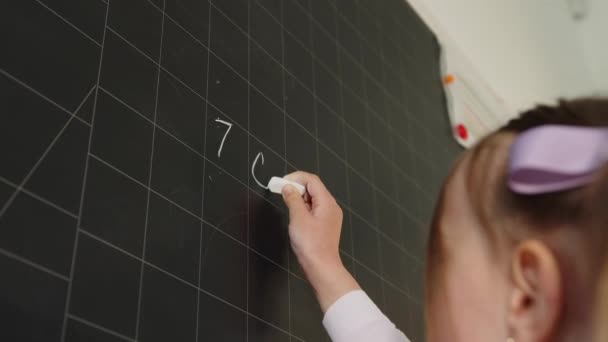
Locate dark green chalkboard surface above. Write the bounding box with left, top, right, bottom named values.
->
left=0, top=0, right=461, bottom=341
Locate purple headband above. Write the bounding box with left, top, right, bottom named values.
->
left=507, top=125, right=608, bottom=195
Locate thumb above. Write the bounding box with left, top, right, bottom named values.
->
left=282, top=185, right=308, bottom=220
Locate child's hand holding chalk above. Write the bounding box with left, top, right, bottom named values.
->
left=277, top=171, right=358, bottom=313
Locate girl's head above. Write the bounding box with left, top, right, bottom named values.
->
left=425, top=99, right=608, bottom=342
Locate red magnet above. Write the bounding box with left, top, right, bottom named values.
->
left=455, top=124, right=468, bottom=140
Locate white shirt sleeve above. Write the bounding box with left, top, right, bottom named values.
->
left=322, top=290, right=411, bottom=342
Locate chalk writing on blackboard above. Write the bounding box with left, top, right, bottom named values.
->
left=215, top=118, right=233, bottom=158
left=251, top=152, right=269, bottom=190
left=214, top=119, right=269, bottom=190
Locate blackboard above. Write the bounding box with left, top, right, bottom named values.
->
left=0, top=0, right=461, bottom=341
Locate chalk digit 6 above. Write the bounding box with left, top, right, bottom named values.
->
left=251, top=152, right=269, bottom=190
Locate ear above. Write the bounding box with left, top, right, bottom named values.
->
left=508, top=240, right=562, bottom=341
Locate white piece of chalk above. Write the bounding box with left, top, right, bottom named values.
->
left=267, top=177, right=306, bottom=196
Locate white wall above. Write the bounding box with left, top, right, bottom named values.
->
left=577, top=0, right=608, bottom=94
left=405, top=0, right=598, bottom=112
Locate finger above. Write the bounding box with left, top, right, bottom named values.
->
left=305, top=202, right=312, bottom=211
left=282, top=184, right=310, bottom=220
left=284, top=171, right=334, bottom=211
left=303, top=190, right=312, bottom=204
left=303, top=192, right=312, bottom=211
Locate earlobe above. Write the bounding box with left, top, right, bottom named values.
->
left=508, top=240, right=562, bottom=341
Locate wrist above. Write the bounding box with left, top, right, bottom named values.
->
left=297, top=250, right=342, bottom=276
left=297, top=252, right=360, bottom=313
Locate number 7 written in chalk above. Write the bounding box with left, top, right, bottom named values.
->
left=215, top=118, right=233, bottom=158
